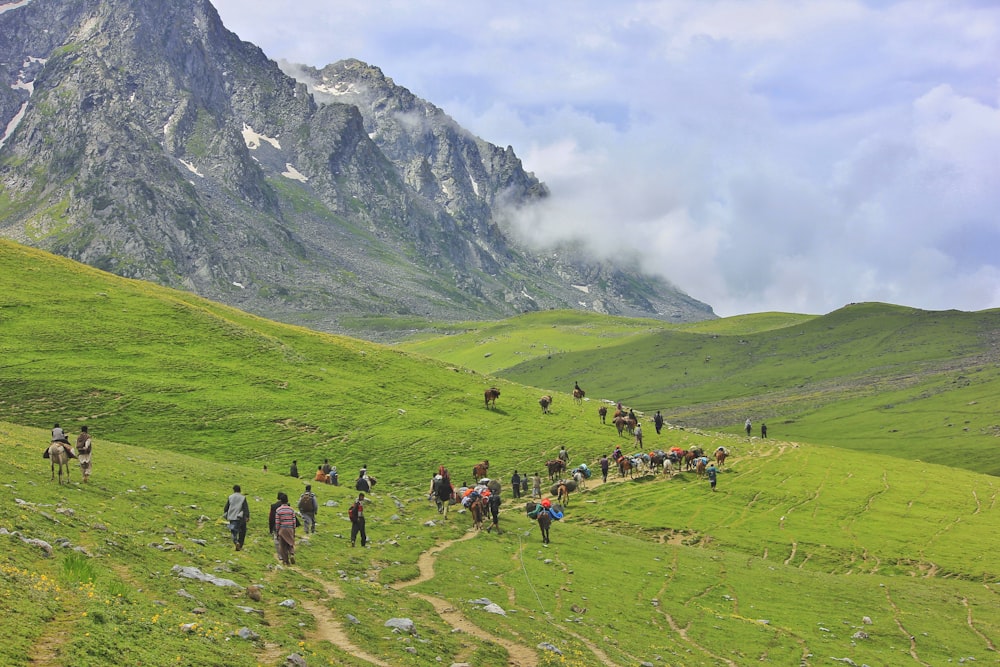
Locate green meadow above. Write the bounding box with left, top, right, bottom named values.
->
left=400, top=305, right=1000, bottom=476
left=1, top=239, right=998, bottom=666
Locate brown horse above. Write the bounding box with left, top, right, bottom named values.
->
left=614, top=415, right=627, bottom=437
left=48, top=443, right=71, bottom=484
left=469, top=496, right=486, bottom=531
left=539, top=395, right=552, bottom=414
left=546, top=459, right=566, bottom=481
left=556, top=483, right=570, bottom=507
left=572, top=388, right=585, bottom=403
left=598, top=405, right=607, bottom=424
left=618, top=456, right=635, bottom=479
left=715, top=448, right=728, bottom=469
left=536, top=510, right=552, bottom=544
left=472, top=460, right=490, bottom=480
left=484, top=387, right=500, bottom=408
left=695, top=458, right=707, bottom=477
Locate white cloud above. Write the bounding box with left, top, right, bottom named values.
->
left=212, top=0, right=1000, bottom=316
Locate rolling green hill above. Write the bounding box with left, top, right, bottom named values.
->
left=400, top=305, right=1000, bottom=476
left=2, top=240, right=999, bottom=666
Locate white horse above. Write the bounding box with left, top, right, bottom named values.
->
left=48, top=443, right=71, bottom=484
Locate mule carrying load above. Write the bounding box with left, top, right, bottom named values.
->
left=549, top=479, right=577, bottom=496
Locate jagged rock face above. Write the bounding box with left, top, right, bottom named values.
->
left=0, top=0, right=714, bottom=338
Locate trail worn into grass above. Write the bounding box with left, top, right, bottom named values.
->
left=884, top=585, right=932, bottom=667
left=391, top=530, right=539, bottom=666
left=299, top=579, right=392, bottom=667
left=29, top=607, right=77, bottom=667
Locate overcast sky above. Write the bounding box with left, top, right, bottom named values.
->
left=211, top=0, right=1000, bottom=317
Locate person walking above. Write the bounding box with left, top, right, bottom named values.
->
left=223, top=484, right=250, bottom=551
left=76, top=426, right=93, bottom=482
left=531, top=472, right=542, bottom=498
left=745, top=418, right=752, bottom=437
left=558, top=447, right=569, bottom=464
left=706, top=463, right=718, bottom=491
left=511, top=470, right=521, bottom=499
left=273, top=493, right=297, bottom=565
left=298, top=484, right=318, bottom=533
left=634, top=423, right=643, bottom=448
left=268, top=492, right=285, bottom=560
left=520, top=474, right=529, bottom=497
left=761, top=423, right=768, bottom=439
left=654, top=411, right=664, bottom=435
left=600, top=455, right=610, bottom=483
left=289, top=460, right=299, bottom=478
left=349, top=493, right=367, bottom=547
left=433, top=467, right=453, bottom=518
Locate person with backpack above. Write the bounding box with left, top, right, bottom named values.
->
left=298, top=484, right=318, bottom=533
left=349, top=492, right=367, bottom=547
left=654, top=411, right=664, bottom=434
left=511, top=470, right=521, bottom=499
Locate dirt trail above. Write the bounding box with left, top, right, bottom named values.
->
left=391, top=530, right=539, bottom=666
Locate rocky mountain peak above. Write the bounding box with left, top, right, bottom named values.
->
left=0, top=0, right=714, bottom=340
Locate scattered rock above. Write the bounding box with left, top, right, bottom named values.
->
left=862, top=616, right=872, bottom=625
left=279, top=599, right=296, bottom=608
left=482, top=603, right=506, bottom=616
left=468, top=598, right=493, bottom=606
left=283, top=654, right=308, bottom=667
left=236, top=627, right=259, bottom=640
left=852, top=631, right=869, bottom=640
left=345, top=614, right=360, bottom=625
left=172, top=565, right=241, bottom=588
left=235, top=606, right=264, bottom=615
left=385, top=618, right=416, bottom=634
left=538, top=643, right=562, bottom=655
left=180, top=623, right=198, bottom=633
left=570, top=605, right=587, bottom=614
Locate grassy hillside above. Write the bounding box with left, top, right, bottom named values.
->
left=2, top=240, right=999, bottom=666
left=400, top=305, right=1000, bottom=476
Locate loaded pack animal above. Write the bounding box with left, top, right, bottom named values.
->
left=539, top=395, right=553, bottom=414
left=573, top=387, right=585, bottom=403
left=48, top=442, right=71, bottom=484
left=715, top=447, right=729, bottom=468
left=469, top=495, right=487, bottom=531
left=614, top=452, right=635, bottom=479
left=572, top=467, right=588, bottom=491
left=683, top=447, right=705, bottom=471
left=614, top=414, right=627, bottom=437
left=651, top=450, right=676, bottom=476
left=695, top=457, right=707, bottom=477
left=626, top=415, right=638, bottom=436
left=598, top=405, right=607, bottom=424
left=546, top=459, right=566, bottom=481
left=472, top=460, right=490, bottom=480
left=536, top=507, right=552, bottom=544
left=484, top=387, right=500, bottom=409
